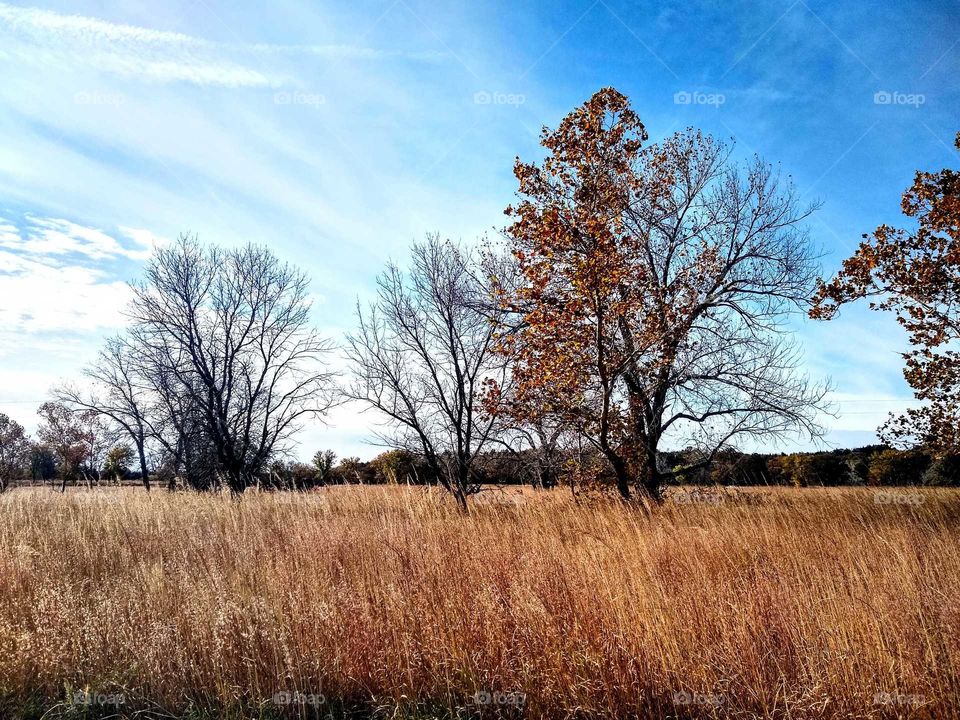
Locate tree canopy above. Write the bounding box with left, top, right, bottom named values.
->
left=493, top=87, right=828, bottom=501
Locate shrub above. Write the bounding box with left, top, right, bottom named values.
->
left=371, top=449, right=418, bottom=484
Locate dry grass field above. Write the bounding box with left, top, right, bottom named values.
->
left=0, top=485, right=957, bottom=719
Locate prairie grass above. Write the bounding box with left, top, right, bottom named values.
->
left=0, top=485, right=957, bottom=719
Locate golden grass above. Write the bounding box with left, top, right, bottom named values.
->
left=0, top=485, right=957, bottom=719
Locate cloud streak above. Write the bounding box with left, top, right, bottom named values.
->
left=0, top=3, right=444, bottom=87
left=0, top=216, right=163, bottom=262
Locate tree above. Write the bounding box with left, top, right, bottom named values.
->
left=766, top=452, right=849, bottom=487
left=265, top=459, right=316, bottom=490
left=922, top=454, right=960, bottom=486
left=36, top=402, right=94, bottom=491
left=346, top=236, right=511, bottom=508
left=127, top=235, right=337, bottom=493
left=312, top=449, right=336, bottom=485
left=868, top=448, right=931, bottom=486
left=83, top=412, right=113, bottom=488
left=371, top=449, right=417, bottom=484
left=495, top=87, right=828, bottom=503
left=331, top=456, right=374, bottom=484
left=811, top=132, right=960, bottom=455
left=148, top=368, right=218, bottom=491
left=55, top=337, right=155, bottom=491
left=104, top=445, right=134, bottom=484
left=289, top=462, right=316, bottom=489
left=701, top=447, right=770, bottom=486
left=0, top=413, right=30, bottom=492
left=29, top=444, right=56, bottom=484
left=493, top=419, right=566, bottom=489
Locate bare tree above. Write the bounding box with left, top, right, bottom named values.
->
left=55, top=337, right=155, bottom=491
left=346, top=236, right=510, bottom=508
left=126, top=234, right=337, bottom=493
left=139, top=363, right=216, bottom=490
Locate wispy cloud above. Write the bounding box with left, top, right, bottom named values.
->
left=0, top=3, right=443, bottom=88
left=0, top=215, right=164, bottom=262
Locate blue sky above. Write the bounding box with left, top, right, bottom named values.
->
left=0, top=0, right=957, bottom=459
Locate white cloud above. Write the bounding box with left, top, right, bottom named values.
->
left=117, top=226, right=171, bottom=259
left=0, top=249, right=129, bottom=335
left=0, top=216, right=162, bottom=262
left=0, top=215, right=159, bottom=345
left=0, top=2, right=539, bottom=455
left=0, top=3, right=273, bottom=87
left=0, top=217, right=18, bottom=245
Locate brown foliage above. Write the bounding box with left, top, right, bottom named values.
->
left=0, top=414, right=29, bottom=491
left=812, top=132, right=960, bottom=454
left=495, top=87, right=827, bottom=502
left=35, top=401, right=99, bottom=486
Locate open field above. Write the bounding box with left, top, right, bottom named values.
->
left=0, top=485, right=957, bottom=719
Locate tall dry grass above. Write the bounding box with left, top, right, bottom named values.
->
left=0, top=485, right=957, bottom=719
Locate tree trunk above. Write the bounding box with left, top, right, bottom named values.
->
left=641, top=440, right=665, bottom=504
left=448, top=462, right=470, bottom=512
left=225, top=466, right=247, bottom=495
left=452, top=486, right=468, bottom=512
left=606, top=451, right=632, bottom=501
left=640, top=471, right=665, bottom=504
left=137, top=443, right=150, bottom=492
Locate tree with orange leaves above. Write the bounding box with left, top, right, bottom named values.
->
left=493, top=87, right=828, bottom=503
left=811, top=132, right=960, bottom=455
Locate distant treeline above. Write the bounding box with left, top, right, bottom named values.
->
left=3, top=402, right=957, bottom=491
left=665, top=446, right=959, bottom=487
left=247, top=445, right=960, bottom=490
